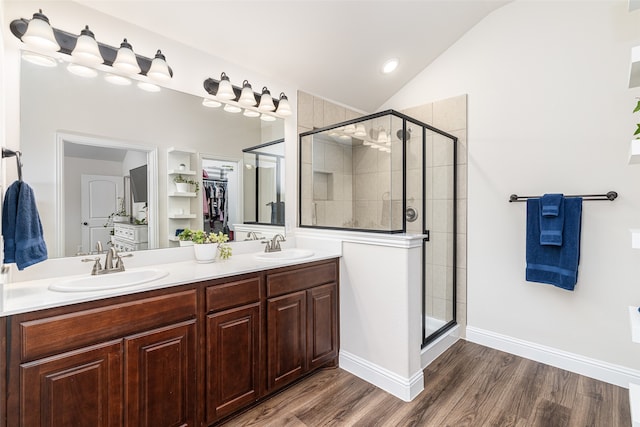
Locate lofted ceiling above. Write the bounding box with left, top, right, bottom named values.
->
left=73, top=0, right=510, bottom=112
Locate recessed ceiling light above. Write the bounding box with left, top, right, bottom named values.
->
left=382, top=58, right=399, bottom=74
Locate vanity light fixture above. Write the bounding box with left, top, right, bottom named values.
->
left=11, top=12, right=174, bottom=89
left=275, top=93, right=292, bottom=116
left=71, top=26, right=102, bottom=65
left=354, top=124, right=367, bottom=137
left=238, top=80, right=257, bottom=106
left=202, top=98, right=222, bottom=108
left=216, top=72, right=236, bottom=100
left=257, top=87, right=276, bottom=112
left=21, top=9, right=59, bottom=52
left=146, top=50, right=171, bottom=83
left=202, top=74, right=289, bottom=119
left=112, top=39, right=141, bottom=75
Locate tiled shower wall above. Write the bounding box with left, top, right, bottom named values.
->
left=297, top=91, right=468, bottom=334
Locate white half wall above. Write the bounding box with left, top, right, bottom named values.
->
left=383, top=0, right=640, bottom=372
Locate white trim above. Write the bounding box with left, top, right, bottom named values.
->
left=339, top=350, right=424, bottom=402
left=421, top=324, right=461, bottom=368
left=630, top=382, right=640, bottom=427
left=466, top=326, right=640, bottom=388
left=295, top=229, right=426, bottom=249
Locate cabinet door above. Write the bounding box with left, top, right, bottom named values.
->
left=307, top=283, right=339, bottom=370
left=124, top=320, right=196, bottom=427
left=267, top=291, right=306, bottom=392
left=206, top=303, right=260, bottom=423
left=21, top=340, right=123, bottom=427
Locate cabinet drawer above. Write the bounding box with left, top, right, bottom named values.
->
left=20, top=290, right=197, bottom=361
left=267, top=261, right=337, bottom=297
left=206, top=277, right=261, bottom=313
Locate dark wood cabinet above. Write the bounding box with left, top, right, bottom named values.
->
left=21, top=340, right=123, bottom=427
left=205, top=276, right=262, bottom=424
left=124, top=319, right=196, bottom=427
left=266, top=260, right=339, bottom=393
left=3, top=258, right=339, bottom=427
left=267, top=290, right=307, bottom=391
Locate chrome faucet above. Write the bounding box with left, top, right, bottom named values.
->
left=262, top=234, right=286, bottom=253
left=82, top=247, right=133, bottom=275
left=246, top=231, right=260, bottom=241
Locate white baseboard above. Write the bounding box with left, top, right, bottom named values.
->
left=466, top=326, right=640, bottom=388
left=339, top=350, right=424, bottom=402
left=421, top=324, right=461, bottom=368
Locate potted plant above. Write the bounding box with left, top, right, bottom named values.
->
left=177, top=228, right=232, bottom=263
left=173, top=175, right=200, bottom=193
left=103, top=197, right=128, bottom=227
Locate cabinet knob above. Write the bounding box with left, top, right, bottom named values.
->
left=82, top=222, right=88, bottom=226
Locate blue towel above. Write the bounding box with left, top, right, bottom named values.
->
left=540, top=193, right=564, bottom=246
left=2, top=181, right=48, bottom=270
left=526, top=197, right=582, bottom=291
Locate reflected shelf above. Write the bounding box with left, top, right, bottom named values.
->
left=168, top=191, right=196, bottom=197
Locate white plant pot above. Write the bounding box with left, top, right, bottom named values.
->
left=193, top=243, right=217, bottom=263
left=175, top=182, right=190, bottom=193
left=112, top=215, right=128, bottom=223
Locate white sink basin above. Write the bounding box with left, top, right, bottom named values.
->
left=254, top=249, right=315, bottom=262
left=49, top=268, right=169, bottom=292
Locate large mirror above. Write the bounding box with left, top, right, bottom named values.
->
left=243, top=140, right=285, bottom=226
left=18, top=54, right=285, bottom=258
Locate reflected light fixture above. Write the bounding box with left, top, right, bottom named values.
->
left=223, top=103, right=242, bottom=113
left=113, top=38, right=141, bottom=75
left=147, top=50, right=171, bottom=83
left=66, top=62, right=97, bottom=78
left=138, top=81, right=161, bottom=92
left=382, top=58, right=399, bottom=74
left=202, top=98, right=222, bottom=108
left=22, top=51, right=57, bottom=67
left=243, top=109, right=260, bottom=118
left=21, top=9, right=59, bottom=51
left=104, top=73, right=131, bottom=85
left=257, top=87, right=275, bottom=112
left=71, top=25, right=102, bottom=65
left=260, top=113, right=276, bottom=122
left=275, top=93, right=292, bottom=116
left=238, top=80, right=257, bottom=106
left=216, top=72, right=236, bottom=100
left=354, top=124, right=367, bottom=137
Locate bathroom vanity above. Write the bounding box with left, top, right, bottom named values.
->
left=0, top=256, right=339, bottom=426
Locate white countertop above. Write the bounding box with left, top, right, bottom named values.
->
left=0, top=248, right=341, bottom=317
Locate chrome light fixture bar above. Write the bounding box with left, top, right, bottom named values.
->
left=10, top=12, right=173, bottom=83
left=203, top=73, right=291, bottom=119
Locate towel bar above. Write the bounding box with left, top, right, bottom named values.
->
left=2, top=147, right=23, bottom=182
left=509, top=191, right=618, bottom=202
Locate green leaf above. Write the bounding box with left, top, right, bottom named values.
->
left=634, top=100, right=640, bottom=113
left=634, top=124, right=640, bottom=135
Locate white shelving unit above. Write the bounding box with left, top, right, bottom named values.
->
left=167, top=147, right=198, bottom=245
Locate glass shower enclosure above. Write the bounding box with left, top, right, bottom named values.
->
left=299, top=110, right=457, bottom=345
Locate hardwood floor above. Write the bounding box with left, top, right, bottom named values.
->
left=222, top=340, right=631, bottom=426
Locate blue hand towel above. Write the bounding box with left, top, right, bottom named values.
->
left=2, top=181, right=48, bottom=270
left=540, top=193, right=564, bottom=246
left=526, top=197, right=582, bottom=291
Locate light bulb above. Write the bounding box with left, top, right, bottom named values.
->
left=257, top=86, right=275, bottom=112
left=71, top=25, right=102, bottom=65
left=22, top=10, right=60, bottom=52
left=216, top=72, right=236, bottom=100
left=147, top=50, right=171, bottom=83
left=275, top=92, right=292, bottom=116
left=238, top=80, right=257, bottom=106
left=112, top=38, right=141, bottom=75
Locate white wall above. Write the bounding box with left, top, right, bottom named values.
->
left=383, top=0, right=640, bottom=371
